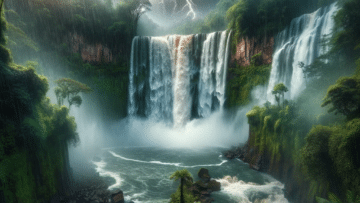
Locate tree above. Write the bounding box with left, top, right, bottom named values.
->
left=300, top=125, right=334, bottom=182
left=272, top=83, right=288, bottom=108
left=54, top=78, right=92, bottom=110
left=321, top=76, right=360, bottom=120
left=170, top=169, right=193, bottom=203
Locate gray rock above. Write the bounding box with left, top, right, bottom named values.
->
left=198, top=168, right=211, bottom=182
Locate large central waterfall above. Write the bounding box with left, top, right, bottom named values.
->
left=266, top=2, right=338, bottom=102
left=129, top=31, right=231, bottom=127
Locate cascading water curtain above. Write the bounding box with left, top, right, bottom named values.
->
left=266, top=3, right=338, bottom=102
left=128, top=30, right=232, bottom=127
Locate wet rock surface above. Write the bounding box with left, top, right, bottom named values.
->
left=187, top=168, right=221, bottom=203
left=50, top=165, right=130, bottom=203
left=223, top=142, right=269, bottom=172
left=51, top=178, right=112, bottom=203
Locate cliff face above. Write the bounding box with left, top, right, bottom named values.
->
left=238, top=133, right=312, bottom=203
left=232, top=36, right=274, bottom=66
left=68, top=33, right=113, bottom=63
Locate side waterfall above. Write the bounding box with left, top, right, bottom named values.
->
left=266, top=2, right=338, bottom=102
left=129, top=31, right=231, bottom=127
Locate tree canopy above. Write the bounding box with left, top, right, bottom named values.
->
left=170, top=169, right=194, bottom=203
left=321, top=76, right=360, bottom=120
left=226, top=0, right=336, bottom=40
left=272, top=83, right=288, bottom=108
left=55, top=78, right=92, bottom=109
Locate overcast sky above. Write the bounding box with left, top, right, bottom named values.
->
left=145, top=0, right=220, bottom=27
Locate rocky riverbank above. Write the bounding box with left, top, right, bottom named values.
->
left=189, top=168, right=221, bottom=203
left=223, top=142, right=269, bottom=172
left=50, top=174, right=114, bottom=203
left=50, top=158, right=129, bottom=203
left=223, top=142, right=311, bottom=203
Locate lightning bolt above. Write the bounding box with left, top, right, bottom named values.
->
left=150, top=0, right=197, bottom=20
left=181, top=0, right=197, bottom=20
left=172, top=0, right=178, bottom=13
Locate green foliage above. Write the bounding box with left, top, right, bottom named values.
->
left=226, top=0, right=335, bottom=41
left=0, top=1, right=12, bottom=64
left=5, top=22, right=39, bottom=53
left=0, top=44, right=11, bottom=64
left=332, top=0, right=360, bottom=59
left=0, top=6, right=78, bottom=200
left=246, top=100, right=303, bottom=165
left=170, top=169, right=193, bottom=182
left=321, top=75, right=360, bottom=120
left=225, top=52, right=271, bottom=108
left=299, top=118, right=360, bottom=200
left=0, top=0, right=6, bottom=45
left=5, top=0, right=149, bottom=65
left=317, top=190, right=360, bottom=203
left=91, top=75, right=128, bottom=119
left=0, top=65, right=78, bottom=202
left=170, top=169, right=195, bottom=203
left=175, top=0, right=237, bottom=34
left=55, top=78, right=92, bottom=109
left=300, top=125, right=334, bottom=181
left=170, top=187, right=197, bottom=203
left=272, top=83, right=288, bottom=108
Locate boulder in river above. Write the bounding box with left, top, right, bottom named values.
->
left=110, top=190, right=124, bottom=203
left=198, top=168, right=210, bottom=182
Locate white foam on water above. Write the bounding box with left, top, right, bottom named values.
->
left=216, top=176, right=289, bottom=203
left=184, top=160, right=228, bottom=168
left=109, top=151, right=182, bottom=166
left=108, top=151, right=227, bottom=168
left=92, top=160, right=123, bottom=190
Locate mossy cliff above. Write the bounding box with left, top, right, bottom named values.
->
left=225, top=52, right=271, bottom=109
left=225, top=0, right=360, bottom=202
left=4, top=0, right=137, bottom=120
left=0, top=1, right=78, bottom=201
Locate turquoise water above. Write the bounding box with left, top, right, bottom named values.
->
left=93, top=147, right=288, bottom=203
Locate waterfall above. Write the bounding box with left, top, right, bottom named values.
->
left=129, top=31, right=231, bottom=127
left=266, top=2, right=338, bottom=102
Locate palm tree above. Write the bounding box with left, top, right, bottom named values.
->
left=170, top=169, right=193, bottom=203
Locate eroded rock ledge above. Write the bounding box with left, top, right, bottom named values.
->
left=231, top=36, right=274, bottom=67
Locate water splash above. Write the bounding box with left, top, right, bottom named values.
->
left=216, top=176, right=288, bottom=203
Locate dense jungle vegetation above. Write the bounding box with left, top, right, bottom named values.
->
left=4, top=0, right=151, bottom=120
left=1, top=0, right=148, bottom=202
left=0, top=0, right=79, bottom=201
left=1, top=0, right=360, bottom=202
left=243, top=0, right=360, bottom=202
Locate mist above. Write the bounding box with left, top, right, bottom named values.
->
left=137, top=0, right=221, bottom=36
left=106, top=109, right=249, bottom=149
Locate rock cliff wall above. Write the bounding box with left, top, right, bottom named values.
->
left=232, top=36, right=274, bottom=66
left=68, top=33, right=113, bottom=63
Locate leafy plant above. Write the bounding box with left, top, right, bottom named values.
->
left=170, top=169, right=195, bottom=203
left=321, top=76, right=360, bottom=120
left=54, top=78, right=92, bottom=110
left=316, top=191, right=360, bottom=203
left=272, top=83, right=288, bottom=108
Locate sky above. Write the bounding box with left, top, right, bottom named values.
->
left=141, top=0, right=221, bottom=32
